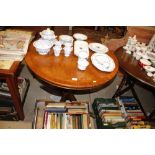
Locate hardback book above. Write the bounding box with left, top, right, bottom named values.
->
left=0, top=107, right=13, bottom=114
left=66, top=102, right=88, bottom=109
left=82, top=114, right=89, bottom=129
left=99, top=110, right=123, bottom=117
left=68, top=108, right=88, bottom=114
left=46, top=103, right=66, bottom=108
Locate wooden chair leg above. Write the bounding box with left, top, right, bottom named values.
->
left=6, top=77, right=24, bottom=120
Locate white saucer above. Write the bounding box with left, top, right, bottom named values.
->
left=146, top=51, right=155, bottom=61
left=73, top=33, right=87, bottom=40
left=89, top=43, right=109, bottom=53
left=59, top=35, right=73, bottom=44
left=91, top=53, right=115, bottom=72
left=143, top=66, right=155, bottom=72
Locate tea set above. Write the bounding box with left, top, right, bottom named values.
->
left=33, top=28, right=114, bottom=72
left=123, top=35, right=155, bottom=81
left=33, top=28, right=73, bottom=57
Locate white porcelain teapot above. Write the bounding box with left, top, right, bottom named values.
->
left=40, top=28, right=56, bottom=40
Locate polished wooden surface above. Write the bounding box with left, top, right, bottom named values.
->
left=25, top=41, right=119, bottom=91
left=0, top=61, right=20, bottom=77
left=115, top=47, right=155, bottom=89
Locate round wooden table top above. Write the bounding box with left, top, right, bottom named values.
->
left=25, top=41, right=119, bottom=91
left=115, top=47, right=155, bottom=89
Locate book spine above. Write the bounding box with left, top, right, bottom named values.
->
left=43, top=111, right=48, bottom=129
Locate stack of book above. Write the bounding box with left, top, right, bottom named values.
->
left=33, top=100, right=91, bottom=129
left=126, top=121, right=151, bottom=129
left=0, top=29, right=34, bottom=61
left=119, top=97, right=145, bottom=121
left=0, top=100, right=17, bottom=120
left=93, top=98, right=126, bottom=129
left=118, top=97, right=151, bottom=129
left=0, top=77, right=29, bottom=102
left=92, top=97, right=152, bottom=129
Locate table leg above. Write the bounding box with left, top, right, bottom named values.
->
left=60, top=91, right=77, bottom=102
left=40, top=85, right=77, bottom=102
left=145, top=88, right=155, bottom=120
left=6, top=77, right=24, bottom=120
left=127, top=78, right=147, bottom=118
left=112, top=74, right=148, bottom=119
left=112, top=75, right=128, bottom=98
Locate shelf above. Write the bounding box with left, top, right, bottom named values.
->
left=0, top=77, right=30, bottom=120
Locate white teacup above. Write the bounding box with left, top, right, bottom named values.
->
left=59, top=35, right=73, bottom=45
left=135, top=51, right=143, bottom=60
left=78, top=50, right=89, bottom=59
left=78, top=58, right=89, bottom=70
left=64, top=42, right=73, bottom=47
left=53, top=46, right=62, bottom=56
left=63, top=47, right=73, bottom=57
left=54, top=40, right=62, bottom=47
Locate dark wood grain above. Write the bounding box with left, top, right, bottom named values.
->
left=6, top=77, right=24, bottom=120
left=115, top=48, right=155, bottom=89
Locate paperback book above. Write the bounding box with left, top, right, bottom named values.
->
left=0, top=29, right=34, bottom=61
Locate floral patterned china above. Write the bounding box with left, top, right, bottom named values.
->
left=73, top=33, right=87, bottom=41
left=33, top=39, right=52, bottom=55
left=91, top=53, right=115, bottom=72
left=89, top=43, right=109, bottom=53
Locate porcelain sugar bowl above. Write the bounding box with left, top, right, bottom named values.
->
left=33, top=39, right=52, bottom=55
left=40, top=28, right=56, bottom=40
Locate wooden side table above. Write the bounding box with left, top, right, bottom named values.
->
left=0, top=61, right=24, bottom=120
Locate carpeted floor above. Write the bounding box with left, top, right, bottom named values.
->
left=1, top=61, right=155, bottom=129
left=18, top=63, right=155, bottom=128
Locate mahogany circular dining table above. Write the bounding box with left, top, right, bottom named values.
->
left=113, top=47, right=155, bottom=119
left=115, top=47, right=155, bottom=89
left=25, top=40, right=119, bottom=101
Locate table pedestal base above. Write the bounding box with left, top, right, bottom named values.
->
left=40, top=85, right=77, bottom=102
left=60, top=91, right=77, bottom=102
